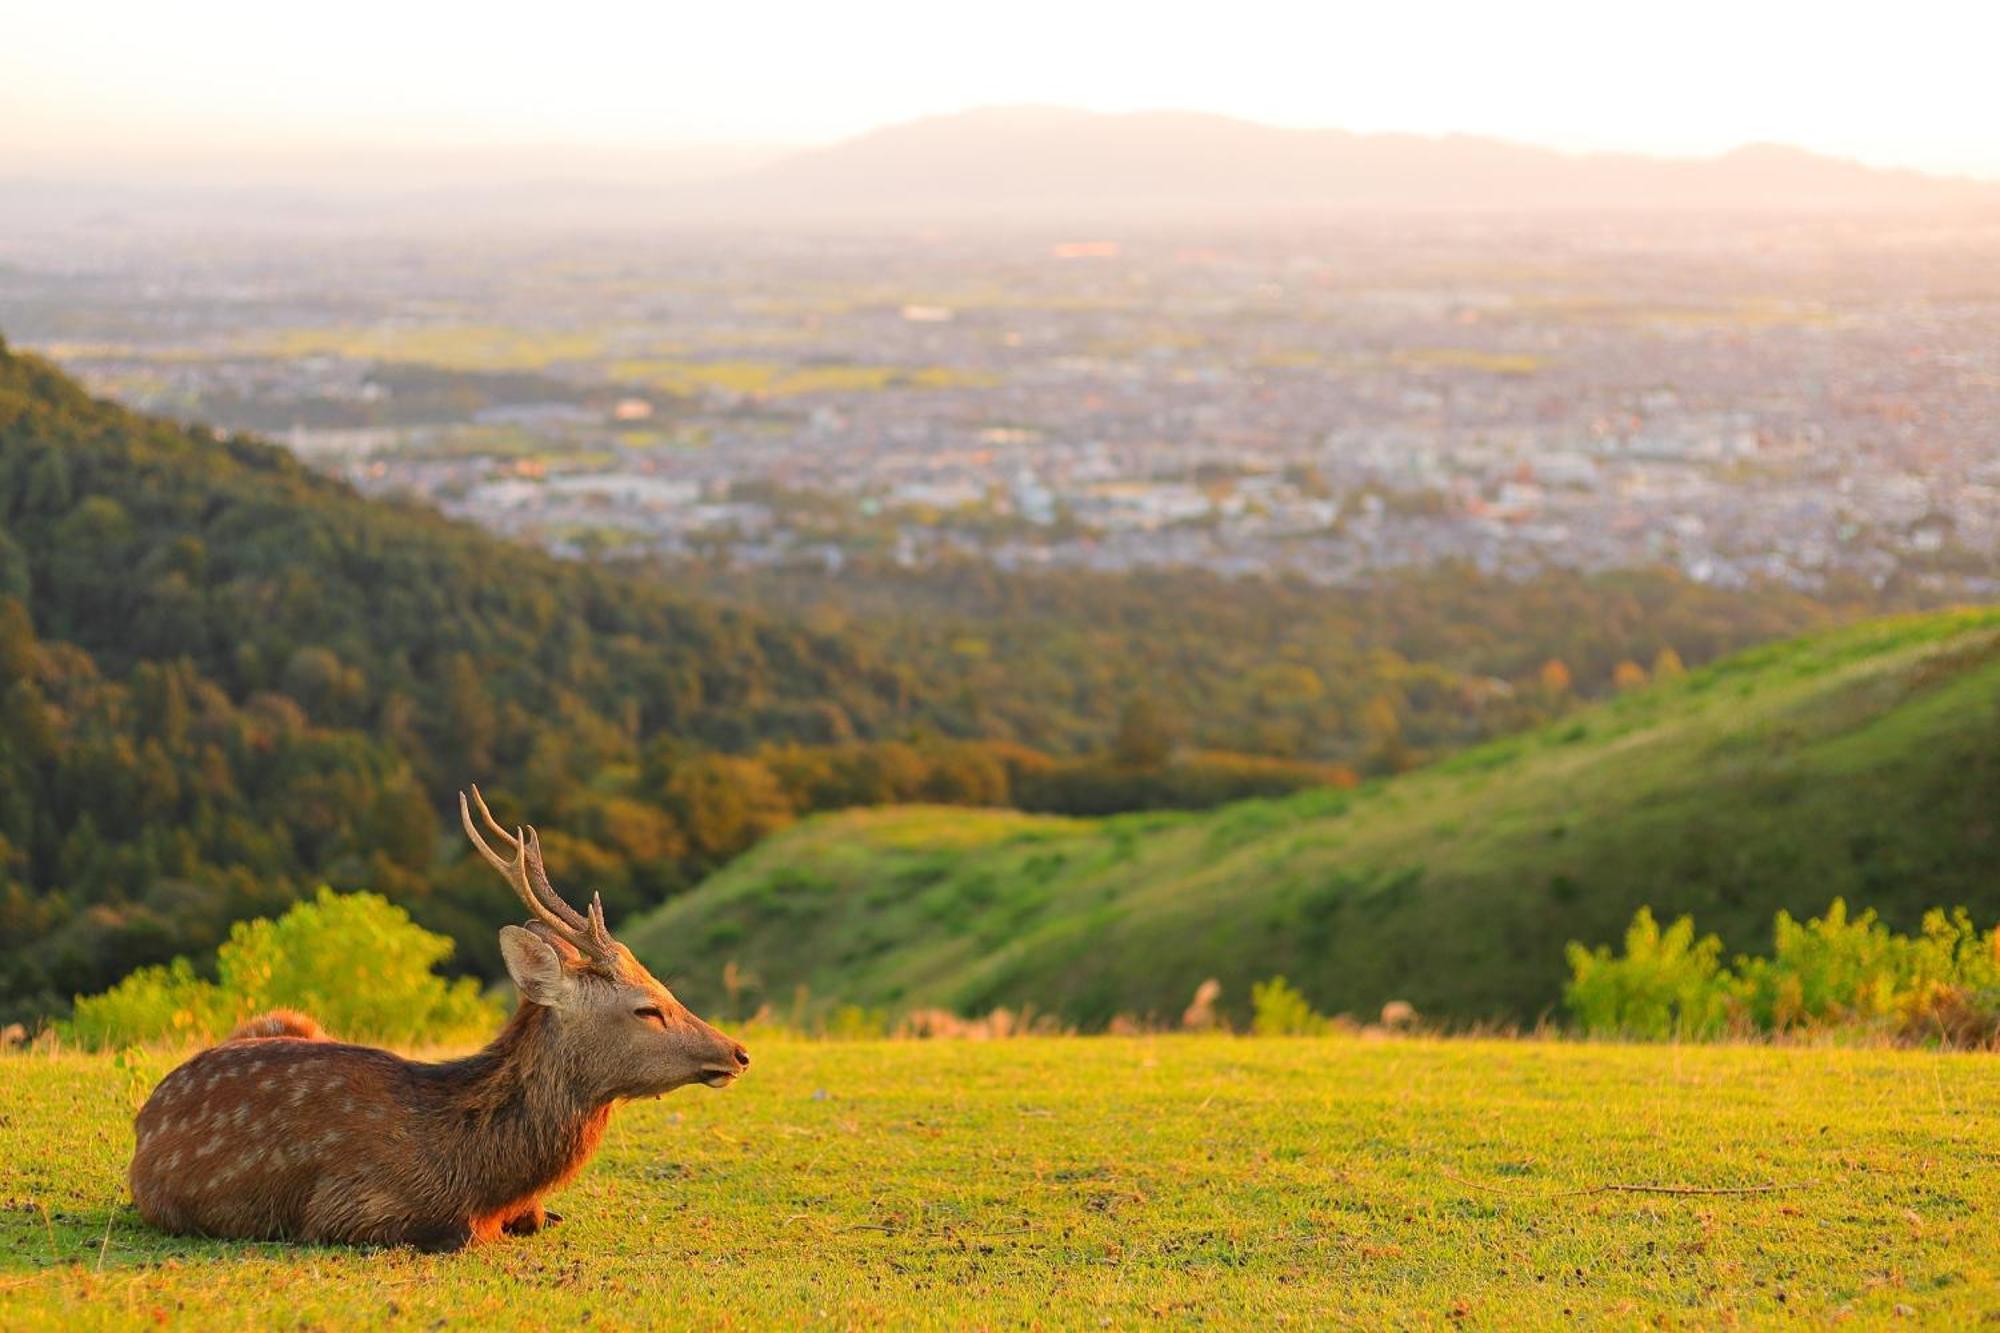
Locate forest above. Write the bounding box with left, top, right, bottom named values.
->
left=0, top=337, right=1908, bottom=1023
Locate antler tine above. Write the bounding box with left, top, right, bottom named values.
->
left=521, top=826, right=593, bottom=935
left=470, top=785, right=590, bottom=934
left=584, top=892, right=617, bottom=954
left=458, top=790, right=519, bottom=879
left=467, top=783, right=520, bottom=852
left=459, top=791, right=587, bottom=947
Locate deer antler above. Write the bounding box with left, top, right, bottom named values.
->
left=466, top=785, right=584, bottom=929
left=459, top=785, right=619, bottom=963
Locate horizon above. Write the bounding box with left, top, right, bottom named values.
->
left=3, top=104, right=1994, bottom=200
left=7, top=0, right=2000, bottom=184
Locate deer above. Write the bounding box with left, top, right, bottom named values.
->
left=127, top=786, right=749, bottom=1251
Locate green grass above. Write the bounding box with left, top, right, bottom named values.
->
left=626, top=609, right=2000, bottom=1027
left=3, top=1040, right=1995, bottom=1328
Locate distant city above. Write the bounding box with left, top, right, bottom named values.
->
left=6, top=215, right=1996, bottom=596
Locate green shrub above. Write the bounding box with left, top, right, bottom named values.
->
left=1567, top=901, right=2000, bottom=1046
left=1563, top=908, right=1734, bottom=1040
left=1251, top=976, right=1331, bottom=1036
left=69, top=888, right=501, bottom=1049
left=64, top=957, right=235, bottom=1047
left=1736, top=901, right=2000, bottom=1042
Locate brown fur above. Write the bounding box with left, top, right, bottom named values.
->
left=227, top=1009, right=326, bottom=1042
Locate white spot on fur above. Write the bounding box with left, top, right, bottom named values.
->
left=288, top=1084, right=309, bottom=1106
left=164, top=1150, right=183, bottom=1171
left=195, top=1136, right=221, bottom=1158
left=315, top=1130, right=343, bottom=1150
left=259, top=1077, right=276, bottom=1091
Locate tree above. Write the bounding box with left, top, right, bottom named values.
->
left=0, top=597, right=35, bottom=683
left=1113, top=695, right=1177, bottom=770
left=0, top=526, right=27, bottom=602
left=659, top=753, right=794, bottom=863
left=436, top=653, right=495, bottom=777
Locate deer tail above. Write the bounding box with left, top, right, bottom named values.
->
left=225, top=1009, right=327, bottom=1042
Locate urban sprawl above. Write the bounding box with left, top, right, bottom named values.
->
left=8, top=218, right=1995, bottom=595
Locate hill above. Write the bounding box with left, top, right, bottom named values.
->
left=0, top=336, right=963, bottom=1014
left=691, top=107, right=2000, bottom=222
left=7, top=1039, right=1995, bottom=1326
left=2, top=339, right=1870, bottom=1021
left=628, top=609, right=2000, bottom=1025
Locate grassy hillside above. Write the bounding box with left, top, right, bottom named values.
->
left=628, top=609, right=2000, bottom=1026
left=6, top=1038, right=1996, bottom=1328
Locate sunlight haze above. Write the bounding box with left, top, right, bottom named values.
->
left=5, top=0, right=1998, bottom=180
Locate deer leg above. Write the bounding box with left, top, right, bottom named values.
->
left=406, top=1219, right=476, bottom=1253
left=501, top=1201, right=560, bottom=1235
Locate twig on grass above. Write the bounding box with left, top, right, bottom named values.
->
left=1442, top=1169, right=1811, bottom=1200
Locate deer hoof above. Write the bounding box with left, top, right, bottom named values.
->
left=503, top=1205, right=557, bottom=1235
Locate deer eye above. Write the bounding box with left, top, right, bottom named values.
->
left=634, top=1005, right=667, bottom=1027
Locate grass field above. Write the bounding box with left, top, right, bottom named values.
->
left=3, top=1038, right=1995, bottom=1328
left=627, top=609, right=2000, bottom=1027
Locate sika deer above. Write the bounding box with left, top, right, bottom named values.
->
left=127, top=786, right=749, bottom=1251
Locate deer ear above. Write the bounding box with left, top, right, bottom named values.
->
left=522, top=920, right=586, bottom=964
left=499, top=925, right=573, bottom=1007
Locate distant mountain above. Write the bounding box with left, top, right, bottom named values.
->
left=690, top=107, right=1999, bottom=221
left=628, top=609, right=2000, bottom=1025
left=6, top=110, right=1990, bottom=233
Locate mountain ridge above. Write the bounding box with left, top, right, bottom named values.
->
left=5, top=108, right=1993, bottom=231
left=689, top=106, right=1999, bottom=221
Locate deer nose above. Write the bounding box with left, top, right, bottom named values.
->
left=731, top=1044, right=750, bottom=1069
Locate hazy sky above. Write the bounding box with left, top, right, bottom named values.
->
left=5, top=0, right=1997, bottom=178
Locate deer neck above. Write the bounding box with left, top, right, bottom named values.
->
left=431, top=1003, right=613, bottom=1207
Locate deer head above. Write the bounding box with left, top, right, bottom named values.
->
left=459, top=786, right=749, bottom=1099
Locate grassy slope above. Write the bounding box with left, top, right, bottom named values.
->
left=626, top=609, right=2000, bottom=1026
left=4, top=1040, right=1996, bottom=1328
